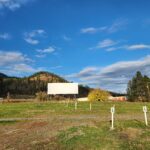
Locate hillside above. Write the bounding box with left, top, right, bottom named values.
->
left=0, top=71, right=90, bottom=98
left=28, top=71, right=67, bottom=82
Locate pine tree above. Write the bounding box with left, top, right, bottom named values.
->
left=127, top=71, right=150, bottom=102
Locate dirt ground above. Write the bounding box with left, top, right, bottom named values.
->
left=0, top=114, right=99, bottom=150
left=0, top=113, right=146, bottom=150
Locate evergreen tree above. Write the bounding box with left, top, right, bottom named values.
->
left=127, top=71, right=150, bottom=102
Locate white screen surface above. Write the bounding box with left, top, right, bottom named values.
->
left=47, top=83, right=78, bottom=94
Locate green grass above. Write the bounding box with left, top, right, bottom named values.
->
left=57, top=120, right=150, bottom=150
left=0, top=101, right=149, bottom=118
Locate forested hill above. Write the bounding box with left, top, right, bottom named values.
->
left=28, top=71, right=67, bottom=82
left=0, top=71, right=90, bottom=98
left=0, top=73, right=8, bottom=78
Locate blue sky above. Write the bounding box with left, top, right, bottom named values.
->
left=1, top=0, right=150, bottom=93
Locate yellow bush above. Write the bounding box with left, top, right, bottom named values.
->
left=88, top=89, right=110, bottom=102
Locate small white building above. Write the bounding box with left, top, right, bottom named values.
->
left=77, top=97, right=88, bottom=102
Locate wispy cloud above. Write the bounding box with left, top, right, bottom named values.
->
left=106, top=47, right=121, bottom=52
left=35, top=54, right=46, bottom=58
left=126, top=44, right=150, bottom=50
left=0, top=0, right=37, bottom=11
left=81, top=19, right=128, bottom=34
left=62, top=35, right=71, bottom=41
left=66, top=67, right=99, bottom=78
left=0, top=33, right=11, bottom=40
left=65, top=55, right=150, bottom=92
left=36, top=46, right=55, bottom=54
left=106, top=44, right=150, bottom=52
left=90, top=39, right=118, bottom=50
left=24, top=29, right=46, bottom=45
left=81, top=27, right=107, bottom=34
left=36, top=46, right=56, bottom=58
left=107, top=19, right=127, bottom=33
left=91, top=38, right=150, bottom=52
left=96, top=39, right=118, bottom=48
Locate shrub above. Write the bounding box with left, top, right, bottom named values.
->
left=36, top=91, right=48, bottom=101
left=88, top=89, right=110, bottom=102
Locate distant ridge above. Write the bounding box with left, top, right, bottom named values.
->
left=0, top=71, right=67, bottom=82
left=0, top=73, right=8, bottom=78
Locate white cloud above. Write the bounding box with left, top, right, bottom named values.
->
left=13, top=63, right=37, bottom=73
left=0, top=0, right=36, bottom=11
left=126, top=44, right=150, bottom=50
left=36, top=46, right=55, bottom=54
left=0, top=51, right=29, bottom=66
left=106, top=47, right=120, bottom=52
left=100, top=56, right=150, bottom=75
left=96, top=39, right=118, bottom=48
left=90, top=39, right=118, bottom=50
left=66, top=55, right=150, bottom=93
left=35, top=54, right=46, bottom=58
left=24, top=38, right=39, bottom=45
left=105, top=44, right=150, bottom=52
left=81, top=27, right=107, bottom=34
left=81, top=19, right=127, bottom=34
left=0, top=33, right=11, bottom=40
left=0, top=50, right=41, bottom=76
left=35, top=46, right=56, bottom=58
left=66, top=67, right=98, bottom=78
left=76, top=67, right=99, bottom=78
left=24, top=29, right=46, bottom=45
left=0, top=64, right=42, bottom=76
left=81, top=27, right=96, bottom=34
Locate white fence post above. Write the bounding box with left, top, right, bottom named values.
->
left=110, top=107, right=115, bottom=130
left=143, top=106, right=148, bottom=126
